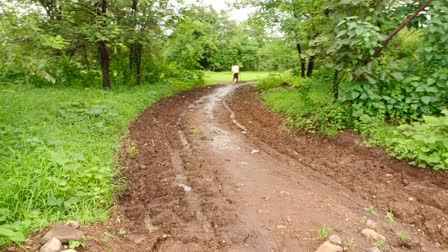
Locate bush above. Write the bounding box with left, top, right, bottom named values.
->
left=382, top=111, right=448, bottom=170
left=259, top=72, right=448, bottom=171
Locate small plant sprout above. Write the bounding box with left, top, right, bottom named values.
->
left=127, top=141, right=139, bottom=156
left=69, top=240, right=87, bottom=249
left=385, top=211, right=395, bottom=223
left=118, top=229, right=127, bottom=236
left=346, top=237, right=356, bottom=250
left=190, top=128, right=201, bottom=137
left=316, top=224, right=333, bottom=240
left=372, top=239, right=386, bottom=250
left=365, top=205, right=377, bottom=216
left=396, top=230, right=412, bottom=246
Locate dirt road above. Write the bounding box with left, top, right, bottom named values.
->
left=110, top=83, right=448, bottom=251
left=14, top=84, right=448, bottom=252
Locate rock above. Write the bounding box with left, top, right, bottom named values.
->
left=365, top=247, right=381, bottom=252
left=327, top=234, right=342, bottom=246
left=315, top=241, right=343, bottom=252
left=65, top=221, right=80, bottom=229
left=402, top=178, right=409, bottom=186
left=366, top=219, right=377, bottom=229
left=128, top=233, right=146, bottom=244
left=41, top=224, right=84, bottom=244
left=361, top=228, right=386, bottom=241
left=40, top=237, right=63, bottom=252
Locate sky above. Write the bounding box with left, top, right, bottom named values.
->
left=183, top=0, right=254, bottom=22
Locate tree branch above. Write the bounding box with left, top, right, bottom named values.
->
left=371, top=0, right=433, bottom=58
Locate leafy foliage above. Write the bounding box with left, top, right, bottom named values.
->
left=383, top=111, right=448, bottom=170
left=259, top=71, right=448, bottom=170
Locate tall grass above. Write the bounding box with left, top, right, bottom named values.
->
left=203, top=71, right=275, bottom=85
left=0, top=81, right=200, bottom=245
left=259, top=72, right=332, bottom=118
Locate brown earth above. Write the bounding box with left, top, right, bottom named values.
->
left=8, top=84, right=448, bottom=252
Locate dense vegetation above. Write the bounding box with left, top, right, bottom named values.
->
left=1, top=0, right=447, bottom=247
left=249, top=0, right=448, bottom=170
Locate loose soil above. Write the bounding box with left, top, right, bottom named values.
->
left=8, top=84, right=448, bottom=252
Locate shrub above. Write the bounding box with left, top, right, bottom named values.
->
left=383, top=110, right=448, bottom=170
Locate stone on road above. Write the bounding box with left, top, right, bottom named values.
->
left=41, top=224, right=84, bottom=244
left=39, top=237, right=63, bottom=252
left=315, top=241, right=343, bottom=252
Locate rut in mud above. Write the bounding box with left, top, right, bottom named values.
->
left=11, top=84, right=448, bottom=252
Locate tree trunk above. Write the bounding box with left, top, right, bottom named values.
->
left=333, top=70, right=339, bottom=100
left=129, top=0, right=142, bottom=85
left=371, top=0, right=433, bottom=58
left=99, top=41, right=111, bottom=89
left=296, top=43, right=306, bottom=78
left=97, top=0, right=110, bottom=89
left=83, top=44, right=90, bottom=71
left=135, top=43, right=142, bottom=84
left=306, top=55, right=315, bottom=77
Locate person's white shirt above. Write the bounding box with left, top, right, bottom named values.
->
left=231, top=65, right=240, bottom=74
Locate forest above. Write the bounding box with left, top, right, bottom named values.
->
left=1, top=0, right=448, bottom=250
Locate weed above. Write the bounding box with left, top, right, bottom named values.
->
left=102, top=232, right=118, bottom=242
left=126, top=141, right=139, bottom=157
left=69, top=240, right=87, bottom=249
left=364, top=205, right=377, bottom=216
left=396, top=230, right=412, bottom=246
left=190, top=128, right=201, bottom=137
left=346, top=237, right=356, bottom=250
left=372, top=239, right=386, bottom=250
left=315, top=224, right=333, bottom=240
left=118, top=229, right=127, bottom=236
left=385, top=211, right=394, bottom=223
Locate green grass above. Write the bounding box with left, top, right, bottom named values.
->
left=0, top=80, right=200, bottom=246
left=260, top=73, right=332, bottom=119
left=315, top=224, right=333, bottom=240
left=203, top=71, right=275, bottom=85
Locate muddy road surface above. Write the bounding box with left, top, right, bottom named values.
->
left=12, top=84, right=448, bottom=252
left=111, top=83, right=448, bottom=252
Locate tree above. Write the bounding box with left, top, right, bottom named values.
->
left=97, top=0, right=111, bottom=89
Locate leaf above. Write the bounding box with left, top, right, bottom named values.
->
left=336, top=30, right=347, bottom=38
left=391, top=72, right=404, bottom=81
left=49, top=151, right=71, bottom=165
left=64, top=197, right=80, bottom=208
left=0, top=227, right=26, bottom=242
left=421, top=96, right=432, bottom=105
left=47, top=196, right=63, bottom=206
left=87, top=107, right=103, bottom=115
left=351, top=91, right=360, bottom=99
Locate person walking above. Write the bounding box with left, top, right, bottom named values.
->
left=231, top=63, right=240, bottom=84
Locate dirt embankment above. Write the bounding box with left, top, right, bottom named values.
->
left=225, top=85, right=448, bottom=250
